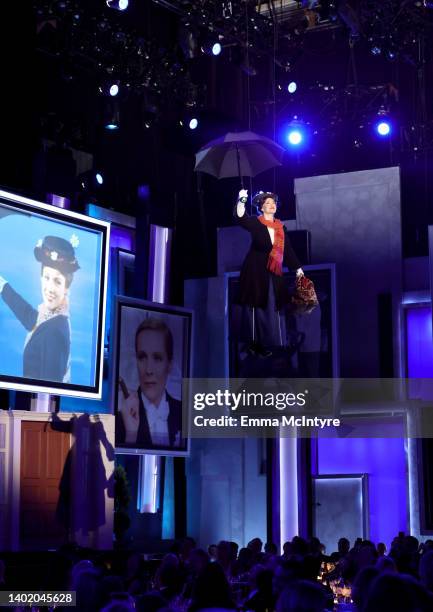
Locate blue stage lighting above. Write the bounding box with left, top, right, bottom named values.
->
left=287, top=81, right=297, bottom=94
left=288, top=129, right=303, bottom=146
left=376, top=121, right=391, bottom=137
left=189, top=118, right=198, bottom=130
left=96, top=173, right=104, bottom=185
left=106, top=0, right=129, bottom=10
left=105, top=123, right=119, bottom=130
left=212, top=42, right=222, bottom=56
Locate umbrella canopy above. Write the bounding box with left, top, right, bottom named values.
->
left=194, top=131, right=284, bottom=183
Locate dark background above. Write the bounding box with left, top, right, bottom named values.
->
left=1, top=1, right=433, bottom=288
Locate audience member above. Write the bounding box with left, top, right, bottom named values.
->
left=188, top=562, right=236, bottom=611
left=277, top=579, right=328, bottom=612
left=7, top=530, right=433, bottom=611
left=363, top=573, right=433, bottom=612
left=375, top=555, right=397, bottom=574
left=419, top=549, right=433, bottom=593
left=351, top=566, right=380, bottom=610
left=330, top=537, right=350, bottom=562
left=242, top=566, right=275, bottom=612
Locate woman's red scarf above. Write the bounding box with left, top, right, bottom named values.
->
left=258, top=216, right=284, bottom=276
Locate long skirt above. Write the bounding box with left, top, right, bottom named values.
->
left=244, top=276, right=286, bottom=348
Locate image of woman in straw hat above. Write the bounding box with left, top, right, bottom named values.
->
left=0, top=235, right=80, bottom=383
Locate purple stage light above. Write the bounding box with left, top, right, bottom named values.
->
left=189, top=118, right=198, bottom=130
left=287, top=81, right=297, bottom=94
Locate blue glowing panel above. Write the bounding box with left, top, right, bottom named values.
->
left=318, top=437, right=407, bottom=548
left=406, top=305, right=433, bottom=377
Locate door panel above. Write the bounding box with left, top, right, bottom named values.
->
left=313, top=475, right=368, bottom=555
left=20, top=421, right=71, bottom=549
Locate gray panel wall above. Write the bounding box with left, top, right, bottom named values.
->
left=185, top=279, right=267, bottom=547
left=295, top=167, right=402, bottom=376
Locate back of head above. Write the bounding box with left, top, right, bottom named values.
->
left=265, top=542, right=278, bottom=555
left=229, top=541, right=239, bottom=560
left=155, top=557, right=181, bottom=593
left=189, top=548, right=210, bottom=574
left=363, top=573, right=433, bottom=612
left=338, top=537, right=350, bottom=555
left=352, top=566, right=380, bottom=609
left=99, top=575, right=126, bottom=607
left=189, top=561, right=235, bottom=611
left=291, top=536, right=309, bottom=557
left=273, top=558, right=308, bottom=599
left=277, top=580, right=327, bottom=612
left=248, top=537, right=263, bottom=555
left=419, top=550, right=433, bottom=591
left=73, top=568, right=102, bottom=611
left=376, top=556, right=397, bottom=574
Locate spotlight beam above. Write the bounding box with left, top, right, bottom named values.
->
left=152, top=0, right=184, bottom=16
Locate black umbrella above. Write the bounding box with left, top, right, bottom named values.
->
left=194, top=130, right=284, bottom=188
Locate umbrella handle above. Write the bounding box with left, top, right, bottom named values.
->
left=235, top=144, right=244, bottom=189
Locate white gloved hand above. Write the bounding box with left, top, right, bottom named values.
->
left=238, top=189, right=248, bottom=201
left=296, top=268, right=304, bottom=277
left=0, top=275, right=7, bottom=294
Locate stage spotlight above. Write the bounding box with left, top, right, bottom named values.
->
left=106, top=0, right=129, bottom=10
left=96, top=173, right=104, bottom=185
left=189, top=118, right=198, bottom=130
left=109, top=83, right=119, bottom=96
left=103, top=100, right=120, bottom=130
left=288, top=129, right=303, bottom=146
left=376, top=121, right=391, bottom=137
left=287, top=81, right=297, bottom=94
left=201, top=40, right=222, bottom=56
left=212, top=42, right=222, bottom=56
left=371, top=45, right=381, bottom=56
left=99, top=81, right=120, bottom=97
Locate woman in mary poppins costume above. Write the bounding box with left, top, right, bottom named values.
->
left=0, top=235, right=80, bottom=383
left=235, top=189, right=305, bottom=357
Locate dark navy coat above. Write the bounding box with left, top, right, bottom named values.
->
left=237, top=215, right=301, bottom=310
left=1, top=283, right=70, bottom=382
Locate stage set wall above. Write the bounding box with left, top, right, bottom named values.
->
left=0, top=411, right=114, bottom=551
left=184, top=277, right=267, bottom=547
left=317, top=432, right=408, bottom=551
left=295, top=168, right=409, bottom=547
left=186, top=166, right=410, bottom=550
left=295, top=166, right=402, bottom=377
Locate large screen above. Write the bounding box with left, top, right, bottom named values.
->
left=0, top=189, right=110, bottom=398
left=112, top=296, right=192, bottom=456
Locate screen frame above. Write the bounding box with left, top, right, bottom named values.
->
left=112, top=295, right=193, bottom=457
left=0, top=188, right=110, bottom=399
